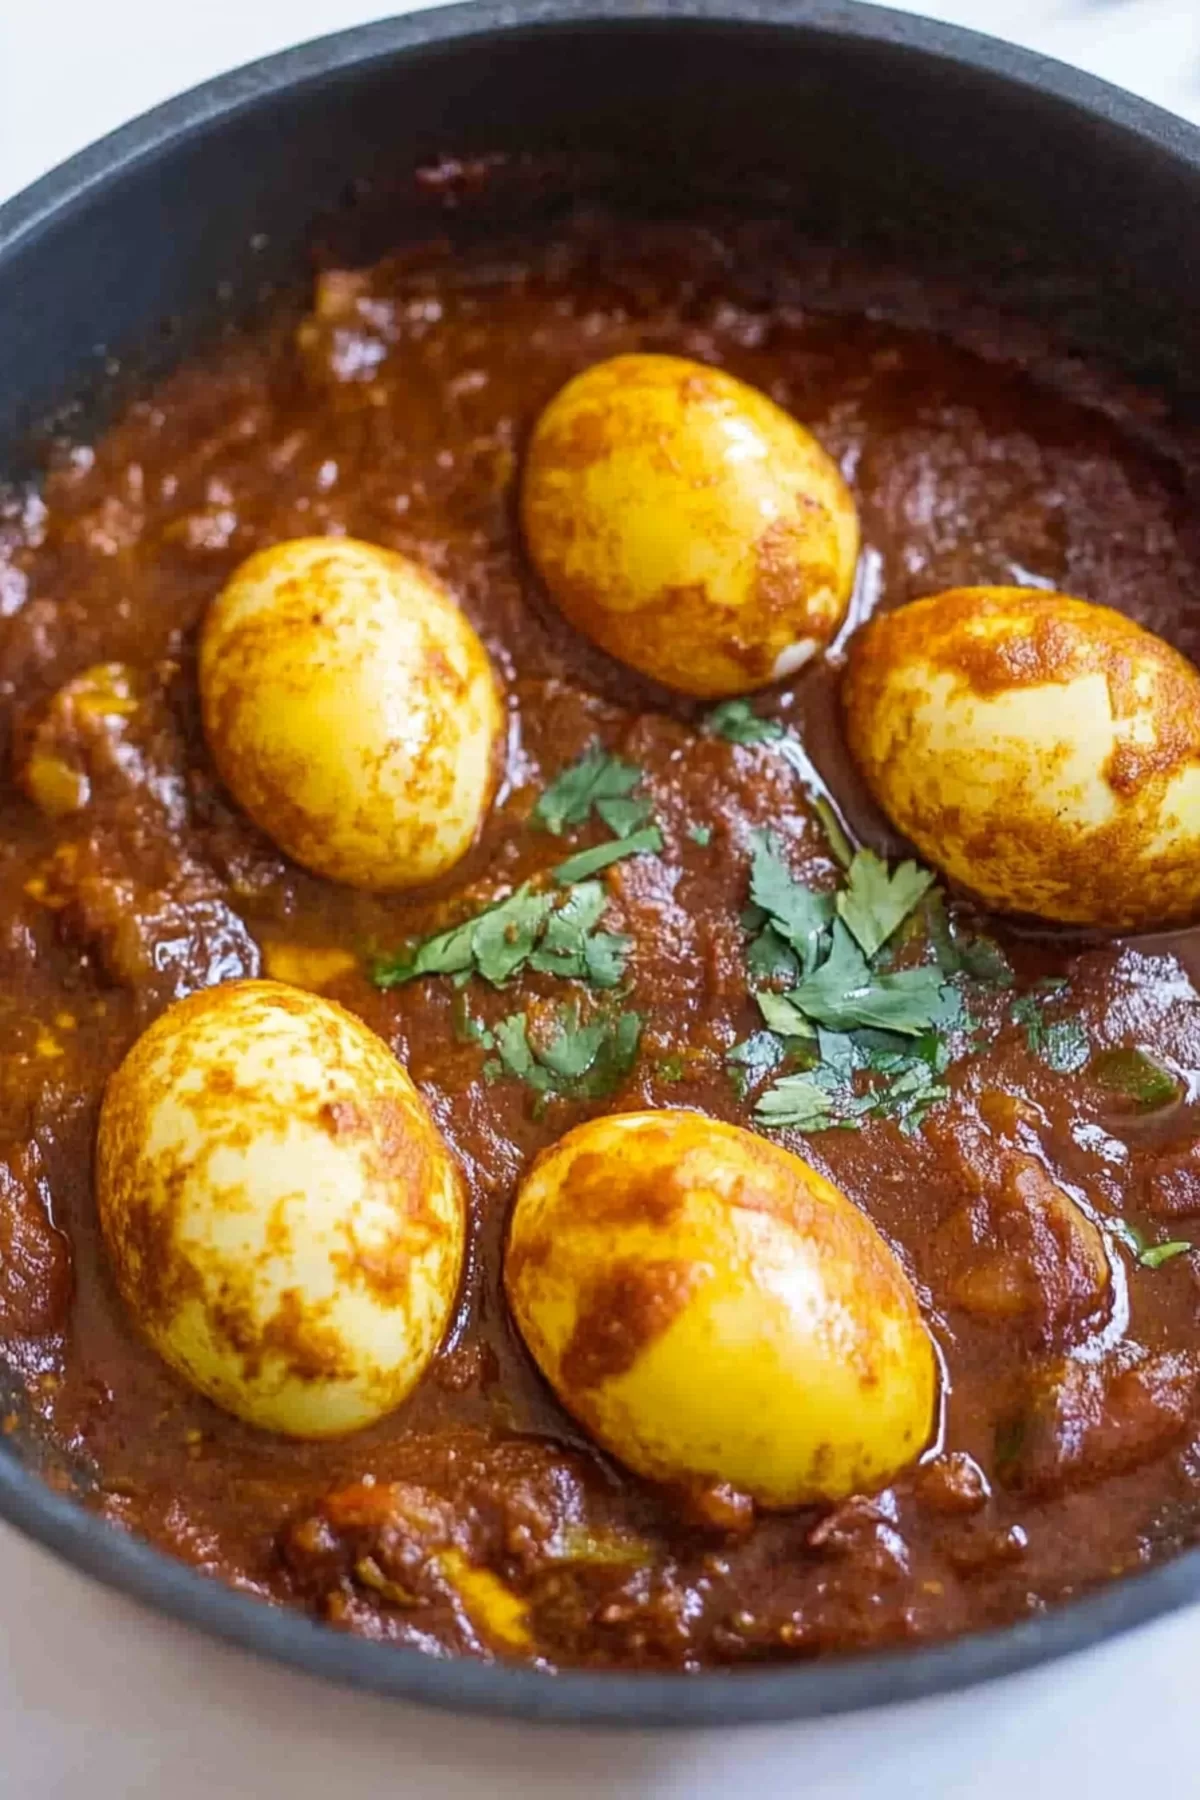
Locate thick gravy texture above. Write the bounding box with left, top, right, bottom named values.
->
left=2, top=215, right=1200, bottom=1668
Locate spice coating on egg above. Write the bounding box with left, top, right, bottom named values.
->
left=521, top=354, right=859, bottom=697
left=96, top=980, right=466, bottom=1436
left=843, top=586, right=1200, bottom=930
left=504, top=1110, right=937, bottom=1507
left=199, top=536, right=504, bottom=890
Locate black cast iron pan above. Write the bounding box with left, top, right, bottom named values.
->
left=2, top=0, right=1200, bottom=1726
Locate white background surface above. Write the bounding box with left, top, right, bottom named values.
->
left=2, top=2, right=1200, bottom=1794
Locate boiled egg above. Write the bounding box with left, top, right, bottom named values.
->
left=843, top=586, right=1200, bottom=929
left=96, top=979, right=465, bottom=1436
left=504, top=1109, right=936, bottom=1507
left=521, top=354, right=859, bottom=697
left=199, top=537, right=503, bottom=890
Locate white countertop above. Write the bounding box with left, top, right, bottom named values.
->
left=3, top=3, right=1200, bottom=1795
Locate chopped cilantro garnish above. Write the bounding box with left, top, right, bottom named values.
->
left=748, top=832, right=833, bottom=974
left=528, top=880, right=631, bottom=988
left=374, top=881, right=630, bottom=993
left=657, top=1052, right=688, bottom=1083
left=1088, top=1047, right=1181, bottom=1112
left=957, top=934, right=1015, bottom=988
left=1105, top=1219, right=1190, bottom=1269
left=596, top=793, right=655, bottom=839
left=745, top=923, right=801, bottom=986
left=374, top=886, right=552, bottom=989
left=687, top=823, right=713, bottom=847
left=552, top=825, right=663, bottom=885
left=1139, top=1240, right=1193, bottom=1270
left=472, top=890, right=558, bottom=986
left=836, top=849, right=934, bottom=960
left=533, top=745, right=643, bottom=835
left=753, top=1073, right=833, bottom=1131
left=486, top=1001, right=643, bottom=1102
left=787, top=921, right=954, bottom=1037
left=734, top=831, right=963, bottom=1134
left=1012, top=992, right=1089, bottom=1072
left=726, top=1030, right=788, bottom=1099
left=704, top=699, right=785, bottom=745
left=811, top=796, right=854, bottom=871
left=755, top=989, right=816, bottom=1039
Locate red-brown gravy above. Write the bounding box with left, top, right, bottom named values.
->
left=3, top=215, right=1200, bottom=1669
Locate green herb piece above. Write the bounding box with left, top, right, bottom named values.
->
left=836, top=848, right=935, bottom=959
left=486, top=1002, right=643, bottom=1102
left=754, top=1072, right=834, bottom=1131
left=1088, top=1047, right=1181, bottom=1112
left=1014, top=992, right=1090, bottom=1073
left=812, top=796, right=854, bottom=870
left=1139, top=1240, right=1193, bottom=1270
left=472, top=890, right=558, bottom=986
left=533, top=745, right=643, bottom=836
left=726, top=1031, right=788, bottom=1098
left=527, top=880, right=631, bottom=989
left=596, top=793, right=655, bottom=839
left=705, top=699, right=785, bottom=745
left=687, top=823, right=713, bottom=847
left=861, top=1059, right=950, bottom=1134
left=657, top=1052, right=688, bottom=1083
left=451, top=991, right=492, bottom=1046
left=755, top=990, right=817, bottom=1040
left=748, top=832, right=834, bottom=973
left=957, top=934, right=1015, bottom=988
left=553, top=826, right=663, bottom=885
left=546, top=1525, right=653, bottom=1568
left=787, top=922, right=953, bottom=1037
left=572, top=1009, right=644, bottom=1099
left=1038, top=1018, right=1090, bottom=1073
left=375, top=875, right=634, bottom=994
left=745, top=923, right=801, bottom=987
left=488, top=1012, right=542, bottom=1086
left=373, top=885, right=552, bottom=990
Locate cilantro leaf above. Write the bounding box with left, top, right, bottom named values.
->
left=1139, top=1240, right=1193, bottom=1269
left=688, top=823, right=713, bottom=847
left=537, top=1014, right=613, bottom=1081
left=375, top=877, right=632, bottom=995
left=595, top=794, right=654, bottom=839
left=787, top=923, right=954, bottom=1037
left=373, top=887, right=548, bottom=989
left=485, top=1003, right=643, bottom=1102
left=755, top=990, right=817, bottom=1039
left=748, top=832, right=834, bottom=972
left=957, top=934, right=1015, bottom=988
left=528, top=881, right=631, bottom=989
left=754, top=1073, right=834, bottom=1131
left=472, top=889, right=557, bottom=986
left=836, top=848, right=934, bottom=959
left=1014, top=991, right=1089, bottom=1072
left=553, top=826, right=663, bottom=885
left=726, top=1031, right=787, bottom=1098
left=746, top=923, right=801, bottom=986
left=705, top=700, right=785, bottom=745
left=1088, top=1047, right=1181, bottom=1112
left=533, top=746, right=642, bottom=835
left=491, top=1013, right=544, bottom=1086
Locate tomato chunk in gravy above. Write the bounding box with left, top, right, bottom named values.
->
left=2, top=215, right=1200, bottom=1669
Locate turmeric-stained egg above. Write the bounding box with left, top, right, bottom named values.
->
left=843, top=586, right=1200, bottom=929
left=521, top=354, right=859, bottom=697
left=96, top=980, right=465, bottom=1436
left=199, top=537, right=503, bottom=890
left=504, top=1110, right=936, bottom=1507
